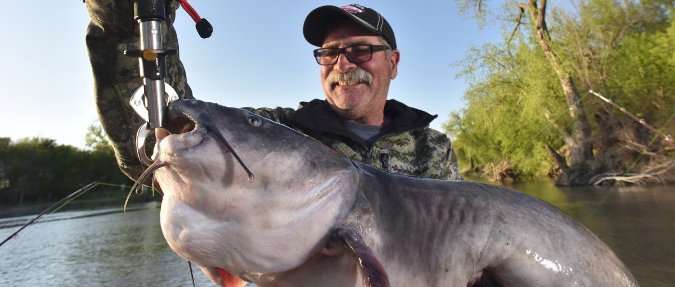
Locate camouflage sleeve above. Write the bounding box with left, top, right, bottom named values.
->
left=84, top=0, right=193, bottom=180
left=442, top=136, right=463, bottom=181
left=421, top=128, right=463, bottom=180
left=363, top=127, right=463, bottom=180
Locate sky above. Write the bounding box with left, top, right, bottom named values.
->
left=0, top=0, right=503, bottom=149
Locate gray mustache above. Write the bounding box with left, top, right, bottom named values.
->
left=326, top=68, right=373, bottom=89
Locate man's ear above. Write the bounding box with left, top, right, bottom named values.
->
left=390, top=50, right=400, bottom=79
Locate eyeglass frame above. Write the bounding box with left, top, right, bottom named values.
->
left=313, top=44, right=390, bottom=65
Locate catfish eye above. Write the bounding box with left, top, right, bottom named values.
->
left=248, top=115, right=263, bottom=127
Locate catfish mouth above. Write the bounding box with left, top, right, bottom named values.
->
left=164, top=112, right=198, bottom=135
left=153, top=107, right=207, bottom=152
left=130, top=101, right=249, bottom=210
left=161, top=99, right=254, bottom=179
left=162, top=101, right=204, bottom=140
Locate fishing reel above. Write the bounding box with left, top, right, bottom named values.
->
left=126, top=0, right=212, bottom=166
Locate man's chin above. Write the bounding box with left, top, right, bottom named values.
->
left=327, top=101, right=361, bottom=120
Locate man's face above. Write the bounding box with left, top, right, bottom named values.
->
left=320, top=21, right=400, bottom=125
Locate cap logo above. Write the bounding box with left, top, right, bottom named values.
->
left=341, top=4, right=365, bottom=13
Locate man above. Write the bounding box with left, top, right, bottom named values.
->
left=85, top=2, right=462, bottom=180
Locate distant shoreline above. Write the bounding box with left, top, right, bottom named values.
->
left=0, top=198, right=160, bottom=219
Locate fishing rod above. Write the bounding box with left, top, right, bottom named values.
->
left=0, top=182, right=98, bottom=248
left=127, top=0, right=212, bottom=166
left=589, top=90, right=674, bottom=147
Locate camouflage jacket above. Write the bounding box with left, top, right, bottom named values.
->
left=248, top=99, right=462, bottom=180
left=84, top=0, right=461, bottom=181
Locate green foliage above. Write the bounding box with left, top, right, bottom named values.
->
left=448, top=0, right=674, bottom=180
left=85, top=122, right=114, bottom=155
left=447, top=39, right=566, bottom=178
left=453, top=0, right=490, bottom=27
left=0, top=137, right=130, bottom=206
left=552, top=0, right=674, bottom=123
left=608, top=17, right=675, bottom=122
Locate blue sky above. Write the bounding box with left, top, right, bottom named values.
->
left=0, top=0, right=504, bottom=148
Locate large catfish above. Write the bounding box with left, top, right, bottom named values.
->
left=146, top=99, right=638, bottom=287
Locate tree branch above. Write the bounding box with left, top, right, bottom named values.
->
left=507, top=5, right=527, bottom=45
left=546, top=144, right=569, bottom=172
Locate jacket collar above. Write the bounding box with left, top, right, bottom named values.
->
left=289, top=99, right=437, bottom=143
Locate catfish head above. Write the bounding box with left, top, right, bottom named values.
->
left=152, top=99, right=361, bottom=285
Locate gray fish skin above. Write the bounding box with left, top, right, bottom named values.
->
left=153, top=99, right=639, bottom=287
left=351, top=163, right=638, bottom=286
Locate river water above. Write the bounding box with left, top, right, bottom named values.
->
left=0, top=184, right=673, bottom=286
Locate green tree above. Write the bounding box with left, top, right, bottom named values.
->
left=449, top=0, right=674, bottom=185
left=85, top=121, right=114, bottom=155
left=447, top=37, right=567, bottom=181
left=0, top=137, right=130, bottom=206
left=0, top=137, right=11, bottom=190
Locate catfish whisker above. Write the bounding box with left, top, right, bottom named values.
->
left=202, top=120, right=255, bottom=180
left=126, top=160, right=169, bottom=212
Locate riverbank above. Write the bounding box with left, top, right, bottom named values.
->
left=0, top=197, right=160, bottom=219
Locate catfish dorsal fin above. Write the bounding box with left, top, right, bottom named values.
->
left=330, top=226, right=390, bottom=287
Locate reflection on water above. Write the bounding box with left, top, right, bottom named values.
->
left=0, top=204, right=212, bottom=286
left=512, top=182, right=675, bottom=287
left=1, top=184, right=673, bottom=286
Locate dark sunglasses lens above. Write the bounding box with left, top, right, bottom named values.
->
left=315, top=49, right=338, bottom=65
left=345, top=46, right=372, bottom=63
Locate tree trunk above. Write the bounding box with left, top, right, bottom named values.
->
left=521, top=0, right=594, bottom=185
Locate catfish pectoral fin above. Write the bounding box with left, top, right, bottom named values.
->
left=328, top=226, right=390, bottom=287
left=215, top=268, right=248, bottom=287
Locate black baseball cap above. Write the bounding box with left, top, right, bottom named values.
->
left=303, top=4, right=397, bottom=49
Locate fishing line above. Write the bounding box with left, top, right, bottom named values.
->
left=624, top=112, right=675, bottom=175
left=0, top=181, right=99, bottom=248
left=188, top=260, right=197, bottom=287
left=590, top=90, right=674, bottom=146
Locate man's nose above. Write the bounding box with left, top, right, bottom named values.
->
left=335, top=52, right=357, bottom=72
